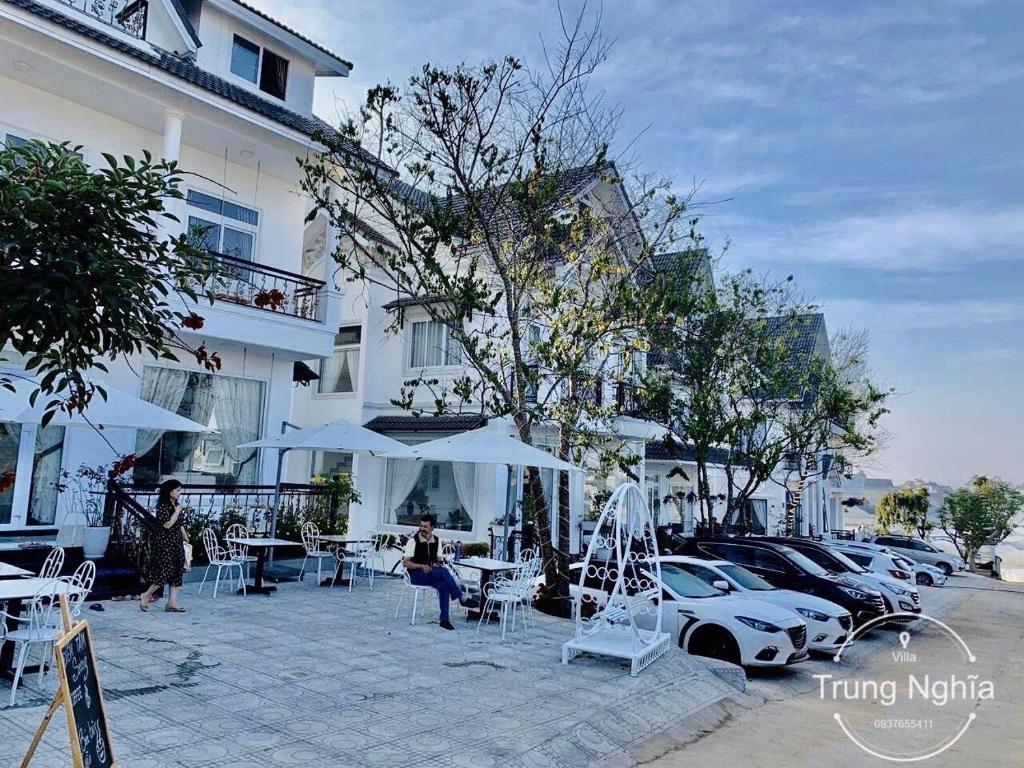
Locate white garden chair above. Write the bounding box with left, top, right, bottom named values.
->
left=38, top=547, right=65, bottom=579
left=225, top=523, right=257, bottom=579
left=62, top=560, right=96, bottom=619
left=298, top=522, right=334, bottom=586
left=198, top=528, right=246, bottom=598
left=347, top=529, right=386, bottom=591
left=393, top=566, right=435, bottom=626
left=0, top=578, right=62, bottom=705
left=476, top=562, right=536, bottom=641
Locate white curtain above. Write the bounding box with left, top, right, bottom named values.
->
left=538, top=467, right=558, bottom=546
left=451, top=462, right=477, bottom=518
left=213, top=377, right=263, bottom=483
left=29, top=425, right=65, bottom=525
left=172, top=377, right=216, bottom=475
left=135, top=368, right=189, bottom=457
left=321, top=348, right=358, bottom=393
left=569, top=469, right=584, bottom=554
left=386, top=459, right=423, bottom=519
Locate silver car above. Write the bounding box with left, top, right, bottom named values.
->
left=870, top=535, right=965, bottom=576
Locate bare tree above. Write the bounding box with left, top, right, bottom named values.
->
left=301, top=7, right=699, bottom=613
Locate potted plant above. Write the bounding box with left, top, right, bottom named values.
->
left=63, top=456, right=136, bottom=560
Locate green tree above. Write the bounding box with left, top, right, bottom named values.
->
left=646, top=271, right=890, bottom=532
left=300, top=13, right=696, bottom=614
left=876, top=486, right=932, bottom=538
left=0, top=140, right=221, bottom=424
left=939, top=476, right=1022, bottom=571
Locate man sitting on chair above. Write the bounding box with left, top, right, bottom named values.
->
left=404, top=514, right=473, bottom=630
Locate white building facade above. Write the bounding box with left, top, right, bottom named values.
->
left=0, top=0, right=348, bottom=530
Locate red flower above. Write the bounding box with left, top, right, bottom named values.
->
left=254, top=289, right=286, bottom=310
left=0, top=471, right=15, bottom=493
left=111, top=454, right=137, bottom=478
left=182, top=313, right=205, bottom=330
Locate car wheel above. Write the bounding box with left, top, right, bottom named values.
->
left=916, top=573, right=933, bottom=587
left=937, top=562, right=953, bottom=577
left=686, top=625, right=741, bottom=666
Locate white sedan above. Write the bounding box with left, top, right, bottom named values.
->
left=569, top=562, right=810, bottom=668
left=663, top=555, right=854, bottom=653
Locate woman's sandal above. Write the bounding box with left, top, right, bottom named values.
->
left=139, top=597, right=149, bottom=612
left=165, top=605, right=186, bottom=613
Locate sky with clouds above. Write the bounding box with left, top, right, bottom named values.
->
left=257, top=0, right=1023, bottom=486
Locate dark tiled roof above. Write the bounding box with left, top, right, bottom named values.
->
left=645, top=440, right=732, bottom=466
left=364, top=415, right=488, bottom=434
left=228, top=0, right=352, bottom=70
left=5, top=0, right=377, bottom=162
left=762, top=312, right=826, bottom=358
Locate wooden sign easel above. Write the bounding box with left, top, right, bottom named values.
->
left=20, top=594, right=117, bottom=768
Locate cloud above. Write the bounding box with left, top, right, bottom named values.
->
left=732, top=205, right=1024, bottom=272
left=821, top=298, right=1024, bottom=331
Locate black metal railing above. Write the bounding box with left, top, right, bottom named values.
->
left=59, top=0, right=149, bottom=39
left=202, top=250, right=325, bottom=322
left=114, top=482, right=344, bottom=539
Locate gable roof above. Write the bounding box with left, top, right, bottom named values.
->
left=5, top=0, right=377, bottom=163
left=221, top=0, right=352, bottom=74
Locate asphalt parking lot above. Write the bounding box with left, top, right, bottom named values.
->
left=646, top=572, right=1024, bottom=767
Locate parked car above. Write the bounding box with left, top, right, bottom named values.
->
left=791, top=540, right=922, bottom=621
left=890, top=553, right=947, bottom=587
left=663, top=555, right=854, bottom=654
left=870, top=534, right=966, bottom=575
left=669, top=538, right=887, bottom=626
left=568, top=561, right=809, bottom=667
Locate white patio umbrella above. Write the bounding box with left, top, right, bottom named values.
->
left=0, top=377, right=211, bottom=432
left=380, top=425, right=579, bottom=557
left=238, top=419, right=408, bottom=541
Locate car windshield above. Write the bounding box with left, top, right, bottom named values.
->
left=718, top=563, right=775, bottom=591
left=826, top=548, right=870, bottom=573
left=658, top=565, right=724, bottom=598
left=775, top=546, right=830, bottom=577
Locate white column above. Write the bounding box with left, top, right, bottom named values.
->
left=162, top=109, right=185, bottom=163
left=162, top=109, right=186, bottom=239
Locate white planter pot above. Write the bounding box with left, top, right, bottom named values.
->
left=82, top=526, right=111, bottom=560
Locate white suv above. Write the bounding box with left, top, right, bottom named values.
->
left=870, top=535, right=965, bottom=575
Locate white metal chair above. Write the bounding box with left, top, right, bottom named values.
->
left=477, top=561, right=537, bottom=641
left=1, top=578, right=62, bottom=705
left=347, top=530, right=386, bottom=591
left=38, top=547, right=65, bottom=579
left=198, top=528, right=246, bottom=598
left=393, top=566, right=435, bottom=626
left=225, top=523, right=257, bottom=579
left=298, top=522, right=334, bottom=586
left=62, top=560, right=96, bottom=619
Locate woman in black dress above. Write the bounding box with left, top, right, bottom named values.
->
left=139, top=479, right=188, bottom=612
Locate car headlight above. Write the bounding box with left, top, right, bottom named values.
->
left=838, top=585, right=870, bottom=600
left=736, top=616, right=782, bottom=633
left=795, top=608, right=829, bottom=622
left=882, top=582, right=912, bottom=597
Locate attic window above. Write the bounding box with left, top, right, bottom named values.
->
left=230, top=35, right=289, bottom=100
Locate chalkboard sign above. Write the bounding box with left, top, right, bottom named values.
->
left=54, top=621, right=116, bottom=768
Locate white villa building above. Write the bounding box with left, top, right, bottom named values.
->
left=0, top=0, right=851, bottom=552
left=0, top=0, right=349, bottom=529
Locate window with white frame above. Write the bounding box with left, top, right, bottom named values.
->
left=230, top=34, right=289, bottom=100
left=185, top=190, right=259, bottom=262
left=319, top=326, right=361, bottom=394
left=408, top=320, right=462, bottom=368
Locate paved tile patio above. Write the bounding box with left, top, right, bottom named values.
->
left=0, top=568, right=744, bottom=767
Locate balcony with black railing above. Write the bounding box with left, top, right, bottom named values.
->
left=58, top=0, right=149, bottom=39
left=202, top=250, right=325, bottom=323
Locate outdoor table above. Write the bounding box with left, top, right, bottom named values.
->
left=227, top=537, right=299, bottom=595
left=313, top=536, right=373, bottom=587
left=0, top=562, right=33, bottom=580
left=0, top=578, right=85, bottom=680
left=451, top=556, right=519, bottom=621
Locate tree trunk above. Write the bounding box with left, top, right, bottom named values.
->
left=965, top=545, right=977, bottom=573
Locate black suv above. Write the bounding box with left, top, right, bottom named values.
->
left=669, top=537, right=887, bottom=625
left=759, top=538, right=920, bottom=621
